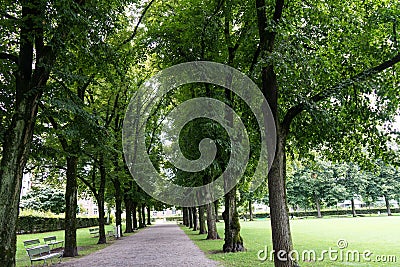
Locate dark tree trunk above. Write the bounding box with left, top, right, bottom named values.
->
left=206, top=201, right=220, bottom=239
left=222, top=186, right=244, bottom=252
left=141, top=205, right=146, bottom=227
left=214, top=200, right=220, bottom=222
left=183, top=207, right=189, bottom=226
left=138, top=204, right=144, bottom=228
left=192, top=207, right=198, bottom=231
left=97, top=157, right=107, bottom=244
left=351, top=198, right=357, bottom=217
left=248, top=199, right=254, bottom=221
left=147, top=206, right=152, bottom=225
left=198, top=206, right=207, bottom=234
left=133, top=202, right=138, bottom=229
left=384, top=195, right=392, bottom=216
left=314, top=194, right=322, bottom=218
left=112, top=178, right=123, bottom=237
left=188, top=207, right=193, bottom=228
left=64, top=156, right=79, bottom=257
left=124, top=196, right=133, bottom=233
left=267, top=128, right=294, bottom=267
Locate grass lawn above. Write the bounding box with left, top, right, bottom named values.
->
left=16, top=224, right=133, bottom=267
left=183, top=215, right=400, bottom=266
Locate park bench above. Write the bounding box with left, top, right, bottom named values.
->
left=89, top=227, right=99, bottom=237
left=43, top=236, right=64, bottom=251
left=23, top=239, right=41, bottom=248
left=26, top=244, right=62, bottom=266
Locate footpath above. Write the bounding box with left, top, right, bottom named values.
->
left=58, top=222, right=220, bottom=267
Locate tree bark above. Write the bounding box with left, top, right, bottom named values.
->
left=222, top=186, right=244, bottom=252
left=206, top=202, right=220, bottom=239
left=384, top=195, right=392, bottom=216
left=64, top=156, right=79, bottom=257
left=147, top=206, right=152, bottom=225
left=192, top=207, right=198, bottom=231
left=124, top=196, right=133, bottom=233
left=133, top=202, right=138, bottom=229
left=351, top=198, right=357, bottom=217
left=198, top=205, right=207, bottom=234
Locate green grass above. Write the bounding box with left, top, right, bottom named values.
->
left=183, top=215, right=400, bottom=266
left=16, top=224, right=133, bottom=267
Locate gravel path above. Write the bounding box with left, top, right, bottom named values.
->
left=57, top=222, right=221, bottom=267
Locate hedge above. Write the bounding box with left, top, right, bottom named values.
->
left=17, top=216, right=99, bottom=234
left=249, top=208, right=400, bottom=219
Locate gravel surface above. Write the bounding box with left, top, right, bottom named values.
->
left=57, top=222, right=221, bottom=267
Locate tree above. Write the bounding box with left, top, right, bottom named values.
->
left=20, top=185, right=65, bottom=214
left=0, top=0, right=88, bottom=264
left=254, top=1, right=400, bottom=265
left=373, top=161, right=400, bottom=216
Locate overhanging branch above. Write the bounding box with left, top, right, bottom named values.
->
left=282, top=53, right=400, bottom=131
left=121, top=0, right=156, bottom=46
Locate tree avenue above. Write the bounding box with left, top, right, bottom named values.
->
left=1, top=1, right=400, bottom=267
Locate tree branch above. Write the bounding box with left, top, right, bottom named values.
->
left=282, top=53, right=400, bottom=132
left=0, top=52, right=18, bottom=64
left=121, top=0, right=156, bottom=46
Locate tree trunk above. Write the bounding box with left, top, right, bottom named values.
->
left=188, top=207, right=193, bottom=228
left=351, top=198, right=357, bottom=217
left=183, top=207, right=189, bottom=226
left=141, top=205, right=146, bottom=227
left=222, top=186, right=244, bottom=252
left=147, top=206, right=152, bottom=225
left=138, top=204, right=144, bottom=228
left=124, top=196, right=133, bottom=233
left=133, top=202, right=138, bottom=229
left=64, top=156, right=79, bottom=257
left=248, top=199, right=254, bottom=221
left=198, top=206, right=207, bottom=234
left=314, top=194, right=322, bottom=218
left=384, top=195, right=392, bottom=216
left=112, top=178, right=123, bottom=237
left=97, top=157, right=107, bottom=244
left=206, top=202, right=220, bottom=239
left=267, top=129, right=294, bottom=266
left=192, top=207, right=198, bottom=231
left=214, top=200, right=220, bottom=222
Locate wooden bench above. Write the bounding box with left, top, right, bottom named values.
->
left=89, top=227, right=99, bottom=237
left=26, top=244, right=62, bottom=266
left=43, top=236, right=64, bottom=251
left=23, top=239, right=41, bottom=248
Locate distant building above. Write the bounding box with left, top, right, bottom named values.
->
left=337, top=199, right=365, bottom=209
left=151, top=207, right=181, bottom=218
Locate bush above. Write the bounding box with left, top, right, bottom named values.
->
left=17, top=216, right=98, bottom=234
